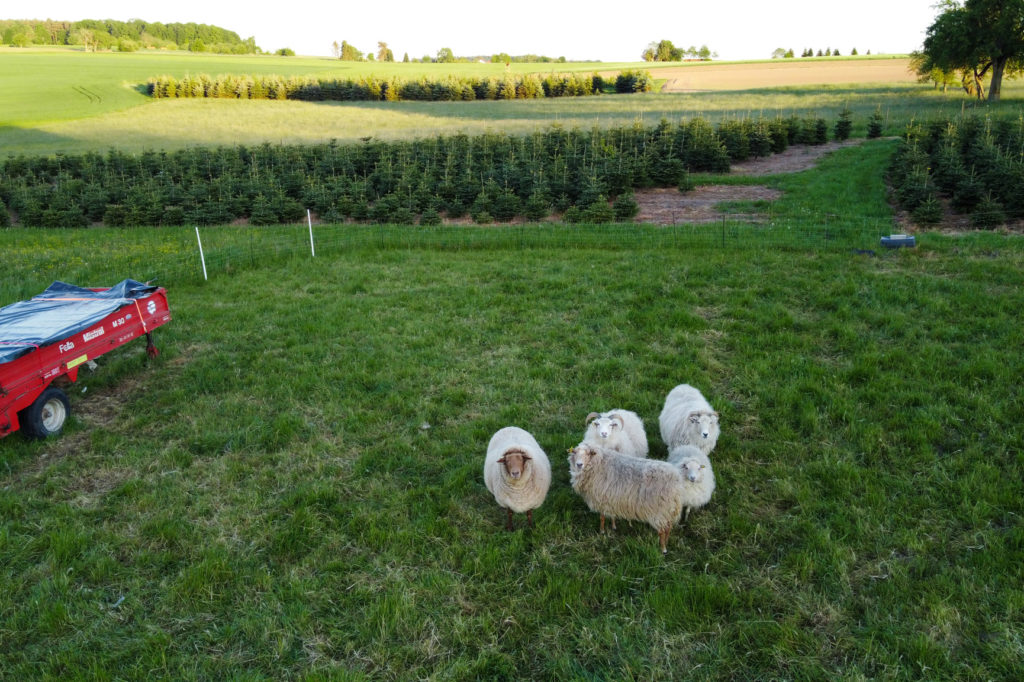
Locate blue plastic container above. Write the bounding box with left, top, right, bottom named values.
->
left=880, top=234, right=916, bottom=249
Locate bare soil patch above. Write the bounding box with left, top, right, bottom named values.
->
left=732, top=140, right=863, bottom=175
left=634, top=141, right=861, bottom=225
left=893, top=199, right=1024, bottom=236
left=635, top=185, right=782, bottom=225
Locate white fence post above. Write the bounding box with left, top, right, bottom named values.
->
left=195, top=226, right=208, bottom=281
left=307, top=209, right=315, bottom=257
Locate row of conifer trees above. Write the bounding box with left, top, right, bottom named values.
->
left=1, top=114, right=838, bottom=228
left=146, top=71, right=654, bottom=102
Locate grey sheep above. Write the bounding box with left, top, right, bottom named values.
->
left=659, top=383, right=720, bottom=456
left=567, top=442, right=685, bottom=554
left=668, top=444, right=716, bottom=521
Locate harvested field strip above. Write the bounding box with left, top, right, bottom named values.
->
left=657, top=58, right=916, bottom=91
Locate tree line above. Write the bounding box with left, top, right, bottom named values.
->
left=331, top=40, right=571, bottom=64
left=772, top=47, right=863, bottom=58
left=145, top=71, right=654, bottom=102
left=0, top=112, right=847, bottom=229
left=0, top=18, right=260, bottom=53
left=642, top=39, right=715, bottom=62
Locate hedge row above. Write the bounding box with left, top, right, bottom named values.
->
left=145, top=71, right=650, bottom=102
left=1, top=114, right=840, bottom=228
left=889, top=115, right=1024, bottom=228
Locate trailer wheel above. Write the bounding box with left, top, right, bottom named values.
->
left=20, top=387, right=71, bottom=439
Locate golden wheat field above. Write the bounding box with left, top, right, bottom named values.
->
left=652, top=57, right=915, bottom=91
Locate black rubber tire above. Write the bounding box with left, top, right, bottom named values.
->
left=19, top=386, right=71, bottom=439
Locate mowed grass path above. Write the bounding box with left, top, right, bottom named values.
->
left=1, top=224, right=1022, bottom=677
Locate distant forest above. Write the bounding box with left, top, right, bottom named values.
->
left=0, top=18, right=260, bottom=54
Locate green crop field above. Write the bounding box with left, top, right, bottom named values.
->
left=3, top=48, right=1023, bottom=157
left=2, top=46, right=1024, bottom=679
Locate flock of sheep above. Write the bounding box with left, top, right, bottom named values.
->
left=483, top=383, right=720, bottom=554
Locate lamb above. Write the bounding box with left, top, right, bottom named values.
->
left=658, top=383, right=720, bottom=456
left=668, top=444, right=716, bottom=522
left=483, top=426, right=552, bottom=531
left=583, top=409, right=649, bottom=459
left=566, top=442, right=686, bottom=554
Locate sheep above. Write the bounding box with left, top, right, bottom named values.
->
left=658, top=383, right=720, bottom=456
left=483, top=426, right=552, bottom=531
left=667, top=444, right=716, bottom=522
left=567, top=442, right=686, bottom=554
left=583, top=409, right=649, bottom=459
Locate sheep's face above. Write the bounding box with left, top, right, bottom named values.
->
left=567, top=444, right=596, bottom=474
left=688, top=412, right=719, bottom=440
left=588, top=415, right=620, bottom=441
left=498, top=450, right=530, bottom=480
left=680, top=459, right=706, bottom=483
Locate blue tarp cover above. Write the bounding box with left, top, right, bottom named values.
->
left=0, top=280, right=157, bottom=365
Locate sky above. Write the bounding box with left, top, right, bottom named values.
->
left=23, top=1, right=941, bottom=62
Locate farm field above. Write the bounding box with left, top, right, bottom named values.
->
left=2, top=137, right=1024, bottom=678
left=656, top=56, right=918, bottom=91
left=3, top=49, right=1021, bottom=157
left=3, top=44, right=1024, bottom=679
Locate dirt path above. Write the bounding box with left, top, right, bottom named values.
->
left=634, top=141, right=860, bottom=224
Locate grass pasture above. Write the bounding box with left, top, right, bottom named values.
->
left=2, top=136, right=1024, bottom=678
left=2, top=47, right=1024, bottom=679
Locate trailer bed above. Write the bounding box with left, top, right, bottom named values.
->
left=0, top=279, right=171, bottom=438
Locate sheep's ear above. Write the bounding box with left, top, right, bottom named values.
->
left=712, top=411, right=720, bottom=419
left=687, top=412, right=699, bottom=422
left=497, top=457, right=506, bottom=464
left=521, top=454, right=532, bottom=461
left=585, top=412, right=599, bottom=425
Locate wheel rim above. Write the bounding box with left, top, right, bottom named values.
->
left=41, top=398, right=67, bottom=433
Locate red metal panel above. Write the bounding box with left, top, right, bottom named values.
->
left=0, top=287, right=171, bottom=438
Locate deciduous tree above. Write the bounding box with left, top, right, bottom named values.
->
left=339, top=40, right=363, bottom=61
left=922, top=0, right=1024, bottom=101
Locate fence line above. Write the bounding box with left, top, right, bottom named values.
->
left=2, top=216, right=896, bottom=299
left=186, top=216, right=890, bottom=282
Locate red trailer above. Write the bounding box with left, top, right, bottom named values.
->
left=0, top=279, right=171, bottom=439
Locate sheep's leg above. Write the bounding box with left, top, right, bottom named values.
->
left=660, top=527, right=670, bottom=554
left=526, top=510, right=534, bottom=528
left=599, top=514, right=605, bottom=534
left=611, top=518, right=617, bottom=531
left=505, top=508, right=515, bottom=531
left=684, top=506, right=691, bottom=523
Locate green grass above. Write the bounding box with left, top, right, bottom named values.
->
left=3, top=48, right=1023, bottom=157
left=0, top=47, right=637, bottom=127
left=1, top=140, right=1023, bottom=679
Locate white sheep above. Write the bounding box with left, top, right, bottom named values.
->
left=583, top=409, right=649, bottom=459
left=668, top=444, right=716, bottom=522
left=658, top=383, right=720, bottom=456
left=483, top=426, right=552, bottom=531
left=567, top=442, right=686, bottom=554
